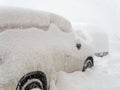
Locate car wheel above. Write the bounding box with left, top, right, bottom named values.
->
left=16, top=71, right=47, bottom=90
left=82, top=57, right=94, bottom=72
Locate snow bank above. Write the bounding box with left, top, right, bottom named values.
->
left=0, top=7, right=72, bottom=32
left=52, top=52, right=120, bottom=90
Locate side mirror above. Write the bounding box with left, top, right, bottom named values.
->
left=76, top=44, right=81, bottom=50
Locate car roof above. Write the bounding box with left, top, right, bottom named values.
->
left=0, top=7, right=72, bottom=33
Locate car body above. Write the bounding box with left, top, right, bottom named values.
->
left=0, top=7, right=94, bottom=90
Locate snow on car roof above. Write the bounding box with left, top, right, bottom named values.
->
left=0, top=7, right=72, bottom=32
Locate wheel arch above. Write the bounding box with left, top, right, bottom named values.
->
left=16, top=71, right=47, bottom=90
left=86, top=56, right=94, bottom=66
left=82, top=56, right=94, bottom=72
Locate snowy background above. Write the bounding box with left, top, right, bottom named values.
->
left=0, top=0, right=120, bottom=90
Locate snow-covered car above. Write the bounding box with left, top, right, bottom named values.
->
left=74, top=23, right=109, bottom=57
left=0, top=8, right=94, bottom=90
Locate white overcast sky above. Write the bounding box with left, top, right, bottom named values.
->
left=0, top=0, right=120, bottom=35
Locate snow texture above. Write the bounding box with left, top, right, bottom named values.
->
left=0, top=0, right=119, bottom=90
left=50, top=32, right=120, bottom=90
left=48, top=24, right=120, bottom=90
left=0, top=7, right=72, bottom=32
left=0, top=8, right=93, bottom=89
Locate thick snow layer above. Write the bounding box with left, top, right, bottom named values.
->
left=0, top=0, right=118, bottom=90
left=49, top=26, right=120, bottom=90
left=0, top=16, right=119, bottom=90
left=0, top=8, right=94, bottom=90
left=49, top=42, right=120, bottom=90
left=0, top=6, right=118, bottom=90
left=0, top=25, right=118, bottom=90
left=0, top=24, right=93, bottom=89
left=0, top=7, right=72, bottom=32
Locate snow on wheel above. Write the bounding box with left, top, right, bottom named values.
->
left=82, top=57, right=94, bottom=72
left=31, top=88, right=42, bottom=90
left=16, top=71, right=47, bottom=90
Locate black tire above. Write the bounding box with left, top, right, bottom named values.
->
left=16, top=71, right=47, bottom=90
left=82, top=57, right=94, bottom=72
